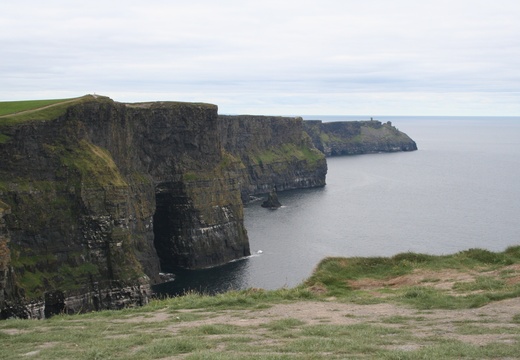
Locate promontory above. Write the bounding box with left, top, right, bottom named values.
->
left=0, top=95, right=416, bottom=319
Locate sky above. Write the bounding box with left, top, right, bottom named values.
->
left=1, top=0, right=520, bottom=116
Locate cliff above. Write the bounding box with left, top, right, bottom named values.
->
left=0, top=96, right=327, bottom=318
left=304, top=120, right=417, bottom=156
left=0, top=96, right=245, bottom=318
left=219, top=115, right=327, bottom=201
left=0, top=200, right=13, bottom=316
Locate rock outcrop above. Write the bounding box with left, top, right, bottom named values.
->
left=304, top=120, right=417, bottom=156
left=261, top=190, right=282, bottom=209
left=0, top=96, right=327, bottom=318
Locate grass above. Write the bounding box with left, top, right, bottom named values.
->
left=0, top=98, right=76, bottom=116
left=1, top=247, right=520, bottom=359
left=253, top=143, right=324, bottom=168
left=55, top=139, right=128, bottom=187
left=0, top=95, right=101, bottom=126
left=304, top=246, right=520, bottom=308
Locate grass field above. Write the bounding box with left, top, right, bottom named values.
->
left=1, top=247, right=520, bottom=359
left=0, top=98, right=75, bottom=116
left=0, top=96, right=100, bottom=128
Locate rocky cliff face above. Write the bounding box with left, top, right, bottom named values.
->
left=0, top=96, right=250, bottom=318
left=0, top=96, right=328, bottom=318
left=0, top=200, right=14, bottom=317
left=219, top=115, right=327, bottom=201
left=304, top=120, right=417, bottom=156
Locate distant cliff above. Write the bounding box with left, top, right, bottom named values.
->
left=304, top=120, right=417, bottom=156
left=219, top=115, right=327, bottom=201
left=0, top=96, right=326, bottom=318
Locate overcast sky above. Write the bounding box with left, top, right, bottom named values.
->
left=1, top=0, right=519, bottom=116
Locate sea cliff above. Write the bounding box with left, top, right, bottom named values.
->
left=304, top=120, right=417, bottom=156
left=219, top=115, right=327, bottom=201
left=0, top=95, right=327, bottom=318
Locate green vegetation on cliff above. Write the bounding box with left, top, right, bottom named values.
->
left=253, top=143, right=324, bottom=168
left=46, top=140, right=128, bottom=187
left=10, top=252, right=101, bottom=299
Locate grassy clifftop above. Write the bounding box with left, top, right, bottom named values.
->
left=1, top=247, right=519, bottom=359
left=0, top=98, right=77, bottom=116
left=0, top=95, right=102, bottom=126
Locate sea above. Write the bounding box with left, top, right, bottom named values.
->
left=153, top=116, right=520, bottom=296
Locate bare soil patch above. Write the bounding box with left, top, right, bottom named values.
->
left=347, top=264, right=520, bottom=294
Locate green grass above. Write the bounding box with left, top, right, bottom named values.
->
left=1, top=247, right=520, bottom=359
left=397, top=286, right=493, bottom=310
left=0, top=95, right=100, bottom=126
left=155, top=287, right=316, bottom=312
left=56, top=139, right=128, bottom=187
left=0, top=98, right=75, bottom=116
left=305, top=246, right=520, bottom=308
left=253, top=143, right=324, bottom=168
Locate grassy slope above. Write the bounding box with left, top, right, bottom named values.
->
left=0, top=98, right=76, bottom=116
left=306, top=246, right=520, bottom=309
left=1, top=247, right=519, bottom=359
left=0, top=95, right=100, bottom=127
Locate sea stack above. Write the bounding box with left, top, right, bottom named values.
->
left=261, top=189, right=282, bottom=209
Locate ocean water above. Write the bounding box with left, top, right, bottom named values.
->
left=153, top=116, right=520, bottom=295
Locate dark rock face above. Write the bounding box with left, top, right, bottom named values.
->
left=0, top=97, right=250, bottom=318
left=0, top=96, right=328, bottom=318
left=123, top=102, right=251, bottom=270
left=0, top=201, right=14, bottom=318
left=219, top=115, right=327, bottom=201
left=304, top=120, right=417, bottom=156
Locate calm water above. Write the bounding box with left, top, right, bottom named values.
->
left=153, top=116, right=520, bottom=295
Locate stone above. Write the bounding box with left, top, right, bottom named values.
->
left=261, top=190, right=282, bottom=209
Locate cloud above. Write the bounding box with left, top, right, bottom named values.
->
left=1, top=0, right=519, bottom=115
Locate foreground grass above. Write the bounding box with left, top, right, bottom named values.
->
left=1, top=247, right=520, bottom=359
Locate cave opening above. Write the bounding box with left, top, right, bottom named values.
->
left=152, top=183, right=191, bottom=272
left=153, top=189, right=177, bottom=272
